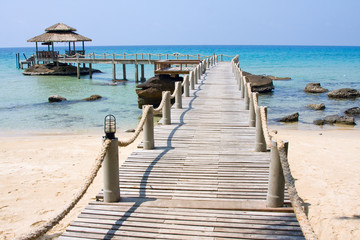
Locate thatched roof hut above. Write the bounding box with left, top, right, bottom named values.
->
left=28, top=23, right=92, bottom=63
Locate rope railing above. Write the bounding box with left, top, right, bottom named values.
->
left=232, top=55, right=317, bottom=239
left=16, top=139, right=112, bottom=240
left=277, top=141, right=318, bottom=240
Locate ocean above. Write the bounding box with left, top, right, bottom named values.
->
left=0, top=45, right=359, bottom=134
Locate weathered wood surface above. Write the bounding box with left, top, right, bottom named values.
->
left=60, top=62, right=304, bottom=239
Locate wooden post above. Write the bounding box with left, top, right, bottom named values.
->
left=194, top=67, right=198, bottom=85
left=135, top=64, right=139, bottom=82
left=162, top=91, right=171, bottom=125
left=197, top=65, right=201, bottom=81
left=175, top=81, right=182, bottom=109
left=140, top=64, right=146, bottom=81
left=249, top=92, right=256, bottom=127
left=77, top=62, right=80, bottom=79
left=266, top=140, right=286, bottom=207
left=159, top=53, right=161, bottom=60
left=255, top=106, right=267, bottom=152
left=112, top=63, right=116, bottom=80
left=190, top=71, right=195, bottom=90
left=143, top=105, right=154, bottom=150
left=166, top=54, right=169, bottom=59
left=244, top=83, right=249, bottom=110
left=122, top=64, right=126, bottom=80
left=221, top=55, right=223, bottom=62
left=103, top=137, right=120, bottom=203
left=89, top=63, right=92, bottom=79
left=184, top=75, right=189, bottom=97
left=241, top=76, right=245, bottom=99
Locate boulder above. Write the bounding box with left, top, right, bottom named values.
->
left=125, top=128, right=136, bottom=133
left=83, top=95, right=102, bottom=101
left=136, top=74, right=183, bottom=108
left=327, top=88, right=360, bottom=99
left=344, top=107, right=360, bottom=116
left=304, top=83, right=328, bottom=93
left=279, top=112, right=299, bottom=122
left=306, top=103, right=325, bottom=110
left=323, top=115, right=356, bottom=125
left=23, top=63, right=101, bottom=76
left=313, top=119, right=325, bottom=125
left=242, top=72, right=274, bottom=93
left=48, top=95, right=67, bottom=103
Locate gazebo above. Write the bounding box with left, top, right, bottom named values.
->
left=27, top=23, right=92, bottom=63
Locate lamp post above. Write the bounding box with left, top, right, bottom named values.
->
left=103, top=115, right=120, bottom=202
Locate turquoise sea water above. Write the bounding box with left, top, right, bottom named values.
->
left=0, top=45, right=359, bottom=134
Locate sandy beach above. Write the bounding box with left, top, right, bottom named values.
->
left=272, top=128, right=360, bottom=240
left=0, top=130, right=143, bottom=239
left=1, top=127, right=360, bottom=239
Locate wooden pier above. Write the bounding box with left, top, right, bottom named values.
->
left=60, top=61, right=305, bottom=239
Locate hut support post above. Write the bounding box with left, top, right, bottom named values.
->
left=135, top=64, right=139, bottom=82
left=140, top=64, right=146, bottom=82
left=122, top=64, right=126, bottom=80
left=103, top=138, right=120, bottom=203
left=266, top=140, right=286, bottom=208
left=89, top=63, right=92, bottom=79
left=77, top=62, right=80, bottom=79
left=112, top=64, right=116, bottom=80
left=143, top=105, right=154, bottom=150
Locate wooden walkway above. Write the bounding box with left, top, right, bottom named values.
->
left=60, top=62, right=304, bottom=239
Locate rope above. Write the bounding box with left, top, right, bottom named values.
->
left=118, top=105, right=150, bottom=147
left=153, top=92, right=168, bottom=114
left=277, top=141, right=318, bottom=240
left=170, top=82, right=180, bottom=99
left=260, top=106, right=271, bottom=149
left=16, top=139, right=111, bottom=240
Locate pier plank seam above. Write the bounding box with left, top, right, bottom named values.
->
left=60, top=62, right=305, bottom=239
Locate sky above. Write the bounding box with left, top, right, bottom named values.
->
left=1, top=0, right=360, bottom=47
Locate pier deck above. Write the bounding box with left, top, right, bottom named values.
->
left=60, top=62, right=305, bottom=239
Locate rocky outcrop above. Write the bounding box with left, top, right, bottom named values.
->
left=48, top=95, right=67, bottom=103
left=279, top=112, right=299, bottom=122
left=23, top=63, right=101, bottom=76
left=267, top=76, right=291, bottom=80
left=83, top=95, right=102, bottom=101
left=344, top=107, right=360, bottom=116
left=306, top=103, right=325, bottom=110
left=304, top=83, right=328, bottom=93
left=327, top=88, right=360, bottom=99
left=136, top=74, right=183, bottom=108
left=242, top=72, right=274, bottom=93
left=320, top=115, right=356, bottom=125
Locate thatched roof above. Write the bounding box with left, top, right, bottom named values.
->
left=27, top=23, right=91, bottom=43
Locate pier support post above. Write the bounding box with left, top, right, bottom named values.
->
left=175, top=81, right=182, bottom=109
left=184, top=75, right=190, bottom=97
left=162, top=91, right=171, bottom=125
left=122, top=64, right=127, bottom=80
left=77, top=63, right=80, bottom=79
left=266, top=140, right=286, bottom=208
left=143, top=105, right=154, bottom=150
left=255, top=106, right=267, bottom=152
left=244, top=83, right=250, bottom=110
left=103, top=138, right=120, bottom=202
left=240, top=76, right=245, bottom=99
left=135, top=64, right=139, bottom=82
left=89, top=63, right=92, bottom=79
left=190, top=71, right=195, bottom=90
left=140, top=64, right=146, bottom=81
left=249, top=92, right=256, bottom=127
left=112, top=63, right=116, bottom=80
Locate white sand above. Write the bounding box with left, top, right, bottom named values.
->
left=0, top=131, right=143, bottom=239
left=272, top=128, right=360, bottom=240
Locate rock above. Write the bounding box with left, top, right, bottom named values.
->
left=323, top=115, right=356, bottom=125
left=304, top=83, right=328, bottom=93
left=327, top=88, right=360, bottom=99
left=313, top=119, right=325, bottom=125
left=125, top=128, right=136, bottom=133
left=83, top=95, right=102, bottom=101
left=267, top=76, right=291, bottom=80
left=272, top=130, right=278, bottom=134
left=306, top=103, right=325, bottom=110
left=48, top=95, right=67, bottom=103
left=136, top=74, right=183, bottom=108
left=279, top=112, right=299, bottom=122
left=23, top=63, right=101, bottom=76
left=344, top=107, right=360, bottom=116
left=242, top=72, right=274, bottom=93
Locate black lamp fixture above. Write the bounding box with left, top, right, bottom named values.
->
left=104, top=114, right=116, bottom=139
